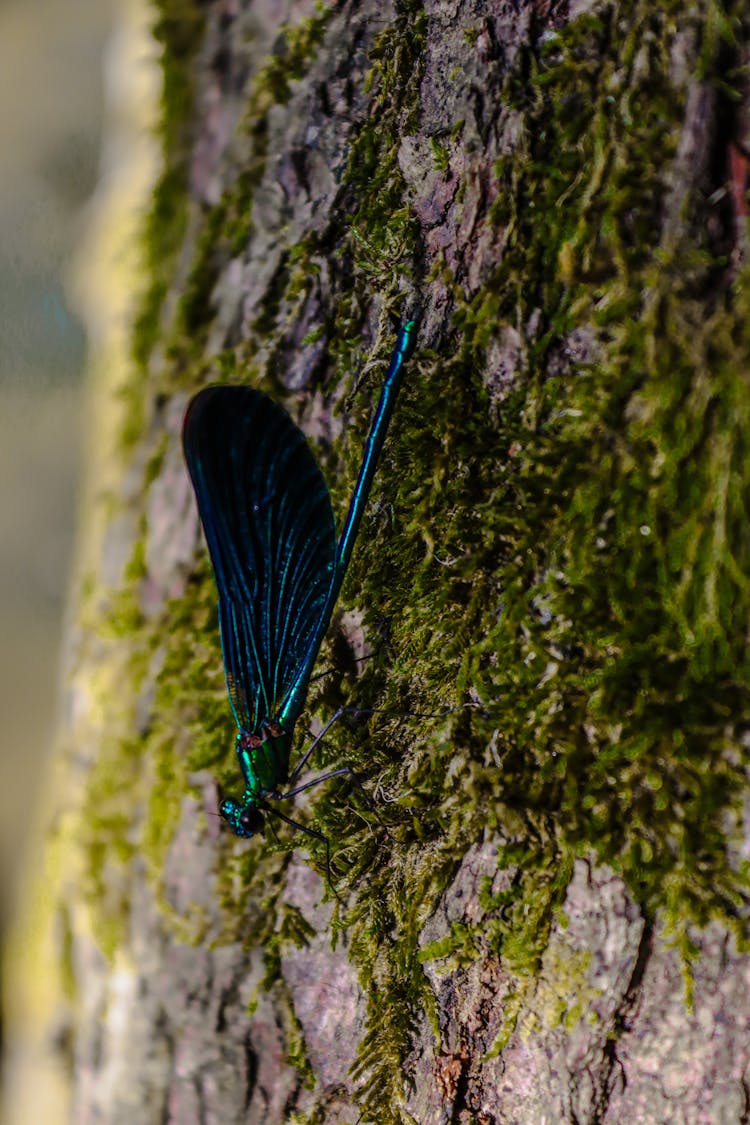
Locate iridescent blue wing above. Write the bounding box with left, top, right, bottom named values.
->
left=183, top=386, right=337, bottom=732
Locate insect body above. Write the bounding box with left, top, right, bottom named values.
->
left=182, top=319, right=417, bottom=839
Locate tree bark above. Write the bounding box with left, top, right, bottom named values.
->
left=7, top=0, right=750, bottom=1123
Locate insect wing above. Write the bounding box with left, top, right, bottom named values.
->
left=183, top=386, right=337, bottom=731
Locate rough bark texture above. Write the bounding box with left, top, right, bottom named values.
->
left=7, top=1, right=750, bottom=1123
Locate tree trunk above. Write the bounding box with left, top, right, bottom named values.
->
left=7, top=0, right=750, bottom=1122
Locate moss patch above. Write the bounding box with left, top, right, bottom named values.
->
left=80, top=1, right=750, bottom=1121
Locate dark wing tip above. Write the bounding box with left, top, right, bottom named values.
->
left=184, top=385, right=233, bottom=450
left=183, top=385, right=270, bottom=464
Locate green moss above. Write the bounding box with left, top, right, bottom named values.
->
left=173, top=9, right=332, bottom=369
left=429, top=136, right=450, bottom=172
left=81, top=0, right=750, bottom=1119
left=98, top=585, right=146, bottom=639
left=130, top=0, right=205, bottom=385
left=301, top=324, right=326, bottom=348
left=335, top=2, right=750, bottom=1115
left=527, top=940, right=597, bottom=1033
left=258, top=13, right=329, bottom=102
left=58, top=905, right=77, bottom=1002
left=82, top=734, right=143, bottom=958
left=457, top=0, right=750, bottom=951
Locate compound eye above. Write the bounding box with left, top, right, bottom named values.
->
left=219, top=797, right=239, bottom=824
left=239, top=807, right=264, bottom=835
left=218, top=796, right=263, bottom=838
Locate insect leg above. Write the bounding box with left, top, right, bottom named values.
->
left=288, top=702, right=463, bottom=784
left=287, top=706, right=370, bottom=783
left=263, top=802, right=338, bottom=898
left=274, top=765, right=382, bottom=833
left=276, top=765, right=353, bottom=799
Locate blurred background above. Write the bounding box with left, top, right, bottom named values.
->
left=0, top=0, right=115, bottom=908
left=0, top=0, right=112, bottom=911
left=0, top=0, right=159, bottom=1108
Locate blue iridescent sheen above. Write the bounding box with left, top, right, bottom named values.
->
left=183, top=319, right=417, bottom=838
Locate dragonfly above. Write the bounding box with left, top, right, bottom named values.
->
left=183, top=318, right=417, bottom=857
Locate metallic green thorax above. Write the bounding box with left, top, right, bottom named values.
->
left=236, top=723, right=291, bottom=796
left=220, top=723, right=294, bottom=837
